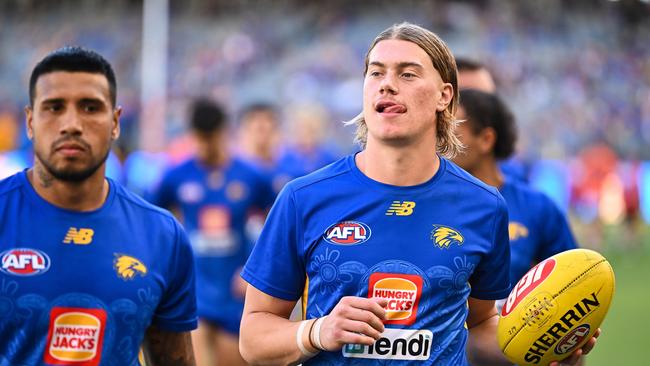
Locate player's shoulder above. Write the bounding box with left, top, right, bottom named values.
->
left=503, top=179, right=559, bottom=210
left=443, top=158, right=504, bottom=202
left=0, top=171, right=24, bottom=198
left=110, top=178, right=181, bottom=228
left=165, top=158, right=196, bottom=174
left=283, top=155, right=352, bottom=194
left=230, top=157, right=271, bottom=181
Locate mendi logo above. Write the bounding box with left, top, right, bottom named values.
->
left=342, top=328, right=432, bottom=361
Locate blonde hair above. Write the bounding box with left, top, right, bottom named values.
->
left=346, top=22, right=463, bottom=158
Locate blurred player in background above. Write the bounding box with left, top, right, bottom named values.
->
left=235, top=102, right=288, bottom=194
left=456, top=57, right=528, bottom=182
left=150, top=99, right=274, bottom=366
left=0, top=46, right=197, bottom=365
left=275, top=102, right=339, bottom=180
left=456, top=58, right=497, bottom=93
left=453, top=89, right=579, bottom=301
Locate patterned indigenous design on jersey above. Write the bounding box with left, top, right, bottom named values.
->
left=499, top=180, right=578, bottom=285
left=149, top=157, right=274, bottom=333
left=0, top=171, right=197, bottom=366
left=242, top=154, right=512, bottom=365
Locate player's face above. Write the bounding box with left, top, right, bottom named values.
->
left=26, top=71, right=120, bottom=182
left=242, top=111, right=278, bottom=152
left=194, top=129, right=227, bottom=165
left=452, top=106, right=482, bottom=173
left=458, top=68, right=496, bottom=93
left=363, top=39, right=452, bottom=147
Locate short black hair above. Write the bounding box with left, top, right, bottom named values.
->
left=190, top=98, right=227, bottom=133
left=29, top=46, right=117, bottom=107
left=238, top=102, right=279, bottom=125
left=459, top=89, right=517, bottom=160
left=455, top=57, right=485, bottom=72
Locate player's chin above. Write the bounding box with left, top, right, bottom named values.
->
left=50, top=162, right=102, bottom=182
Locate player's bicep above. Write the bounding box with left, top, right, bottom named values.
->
left=143, top=326, right=195, bottom=366
left=466, top=297, right=498, bottom=329
left=243, top=283, right=297, bottom=319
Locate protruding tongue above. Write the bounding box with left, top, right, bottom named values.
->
left=383, top=104, right=406, bottom=113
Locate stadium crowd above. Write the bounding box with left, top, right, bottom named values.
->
left=1, top=0, right=649, bottom=227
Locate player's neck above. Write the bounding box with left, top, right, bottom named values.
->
left=198, top=149, right=229, bottom=168
left=471, top=158, right=504, bottom=189
left=27, top=164, right=109, bottom=212
left=356, top=142, right=440, bottom=186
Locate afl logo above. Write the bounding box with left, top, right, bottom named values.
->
left=555, top=324, right=591, bottom=355
left=323, top=221, right=371, bottom=245
left=1, top=248, right=51, bottom=276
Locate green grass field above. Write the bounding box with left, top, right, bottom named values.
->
left=581, top=224, right=650, bottom=366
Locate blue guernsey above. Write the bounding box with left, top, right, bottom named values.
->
left=242, top=154, right=511, bottom=365
left=150, top=157, right=274, bottom=333
left=500, top=179, right=578, bottom=285
left=0, top=171, right=197, bottom=366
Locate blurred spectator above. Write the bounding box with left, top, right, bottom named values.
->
left=276, top=102, right=340, bottom=179
left=0, top=0, right=648, bottom=226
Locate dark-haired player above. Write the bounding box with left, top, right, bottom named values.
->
left=150, top=98, right=274, bottom=366
left=453, top=89, right=579, bottom=296
left=0, top=46, right=197, bottom=365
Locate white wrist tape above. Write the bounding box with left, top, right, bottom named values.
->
left=312, top=316, right=327, bottom=351
left=296, top=320, right=318, bottom=357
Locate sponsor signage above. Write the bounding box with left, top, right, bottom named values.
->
left=343, top=328, right=432, bottom=361
left=368, top=273, right=423, bottom=325
left=44, top=307, right=106, bottom=366
left=502, top=258, right=555, bottom=316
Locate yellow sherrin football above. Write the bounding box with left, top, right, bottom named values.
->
left=497, top=249, right=615, bottom=365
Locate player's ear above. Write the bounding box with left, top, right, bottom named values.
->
left=478, top=126, right=497, bottom=154
left=25, top=105, right=34, bottom=140
left=436, top=83, right=453, bottom=112
left=111, top=106, right=121, bottom=141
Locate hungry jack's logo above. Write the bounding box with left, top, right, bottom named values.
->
left=368, top=273, right=423, bottom=325
left=44, top=307, right=106, bottom=366
left=113, top=254, right=147, bottom=280
left=430, top=225, right=464, bottom=249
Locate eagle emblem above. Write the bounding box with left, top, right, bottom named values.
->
left=430, top=225, right=464, bottom=249
left=113, top=254, right=147, bottom=280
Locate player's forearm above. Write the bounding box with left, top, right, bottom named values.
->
left=467, top=314, right=511, bottom=366
left=240, top=311, right=319, bottom=365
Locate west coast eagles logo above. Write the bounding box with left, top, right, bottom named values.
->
left=113, top=254, right=147, bottom=280
left=430, top=225, right=464, bottom=249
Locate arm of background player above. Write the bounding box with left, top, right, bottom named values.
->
left=466, top=297, right=512, bottom=366
left=143, top=326, right=196, bottom=366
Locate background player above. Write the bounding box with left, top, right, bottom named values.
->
left=150, top=99, right=274, bottom=366
left=452, top=89, right=579, bottom=305
left=0, top=46, right=197, bottom=365
left=235, top=102, right=288, bottom=194
left=456, top=57, right=529, bottom=182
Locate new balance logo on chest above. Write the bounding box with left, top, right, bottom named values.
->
left=385, top=201, right=416, bottom=216
left=63, top=228, right=94, bottom=245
